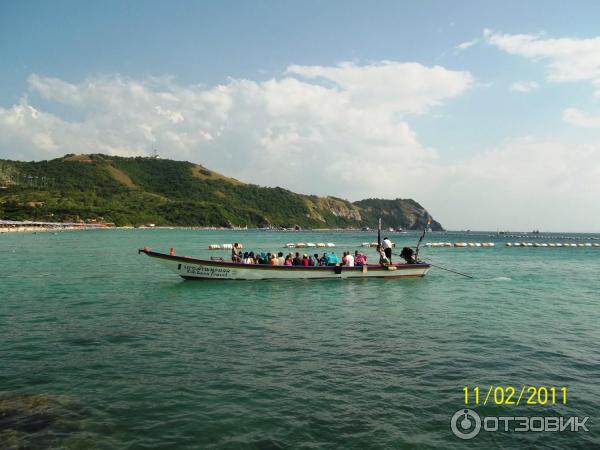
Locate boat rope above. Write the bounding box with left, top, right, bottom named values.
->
left=392, top=252, right=474, bottom=279
left=427, top=262, right=473, bottom=279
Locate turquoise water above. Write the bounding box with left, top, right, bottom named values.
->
left=1, top=229, right=599, bottom=449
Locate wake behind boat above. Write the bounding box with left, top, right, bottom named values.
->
left=138, top=248, right=431, bottom=280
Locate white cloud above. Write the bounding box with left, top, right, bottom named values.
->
left=425, top=137, right=600, bottom=231
left=485, top=29, right=600, bottom=95
left=455, top=38, right=479, bottom=51
left=1, top=65, right=599, bottom=230
left=563, top=107, right=600, bottom=128
left=286, top=61, right=473, bottom=114
left=0, top=63, right=472, bottom=203
left=509, top=81, right=539, bottom=93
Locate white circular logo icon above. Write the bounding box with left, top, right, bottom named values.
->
left=451, top=409, right=481, bottom=440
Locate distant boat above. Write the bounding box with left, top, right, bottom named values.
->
left=139, top=249, right=430, bottom=280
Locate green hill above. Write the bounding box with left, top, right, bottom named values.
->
left=0, top=154, right=443, bottom=230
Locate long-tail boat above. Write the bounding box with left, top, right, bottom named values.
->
left=138, top=248, right=430, bottom=280
left=139, top=217, right=431, bottom=280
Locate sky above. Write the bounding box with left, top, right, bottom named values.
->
left=1, top=0, right=600, bottom=231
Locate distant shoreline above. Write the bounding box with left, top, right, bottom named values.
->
left=1, top=221, right=598, bottom=235
left=0, top=224, right=401, bottom=233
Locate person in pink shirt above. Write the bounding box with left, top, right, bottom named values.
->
left=354, top=251, right=367, bottom=266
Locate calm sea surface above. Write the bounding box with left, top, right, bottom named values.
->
left=1, top=229, right=599, bottom=449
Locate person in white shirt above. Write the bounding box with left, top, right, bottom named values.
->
left=382, top=237, right=393, bottom=262
left=345, top=252, right=354, bottom=267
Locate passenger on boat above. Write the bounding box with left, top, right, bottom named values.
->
left=377, top=245, right=390, bottom=265
left=292, top=252, right=303, bottom=266
left=245, top=251, right=256, bottom=264
left=319, top=253, right=328, bottom=266
left=232, top=243, right=242, bottom=262
left=323, top=252, right=340, bottom=266
left=277, top=252, right=284, bottom=264
left=344, top=251, right=354, bottom=267
left=382, top=237, right=393, bottom=262
left=302, top=254, right=309, bottom=266
left=354, top=251, right=367, bottom=266
left=269, top=253, right=279, bottom=265
left=284, top=254, right=293, bottom=266
left=310, top=254, right=318, bottom=266
left=256, top=252, right=264, bottom=264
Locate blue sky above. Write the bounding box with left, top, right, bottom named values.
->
left=2, top=1, right=600, bottom=230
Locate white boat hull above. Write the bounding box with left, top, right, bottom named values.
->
left=140, top=249, right=430, bottom=280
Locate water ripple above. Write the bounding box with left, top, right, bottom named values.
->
left=1, top=230, right=599, bottom=448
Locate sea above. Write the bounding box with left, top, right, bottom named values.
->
left=1, top=229, right=599, bottom=449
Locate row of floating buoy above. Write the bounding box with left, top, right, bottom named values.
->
left=285, top=242, right=335, bottom=248
left=361, top=242, right=397, bottom=248
left=208, top=243, right=243, bottom=250
left=426, top=242, right=495, bottom=248
left=506, top=242, right=600, bottom=247
left=500, top=235, right=599, bottom=240
left=208, top=241, right=599, bottom=250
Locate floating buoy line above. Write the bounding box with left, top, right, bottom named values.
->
left=208, top=243, right=242, bottom=250
left=361, top=242, right=397, bottom=248
left=506, top=242, right=600, bottom=247
left=426, top=242, right=495, bottom=248
left=205, top=241, right=599, bottom=250
left=423, top=242, right=599, bottom=248
left=284, top=243, right=335, bottom=248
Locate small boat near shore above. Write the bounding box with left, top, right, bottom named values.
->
left=138, top=248, right=431, bottom=280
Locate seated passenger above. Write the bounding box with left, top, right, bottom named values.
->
left=292, top=252, right=303, bottom=266
left=354, top=251, right=367, bottom=266
left=247, top=251, right=256, bottom=264
left=310, top=253, right=319, bottom=266
left=344, top=251, right=354, bottom=267
left=302, top=254, right=309, bottom=266
left=319, top=253, right=328, bottom=266
left=284, top=254, right=293, bottom=266
left=325, top=252, right=340, bottom=266
left=258, top=252, right=268, bottom=264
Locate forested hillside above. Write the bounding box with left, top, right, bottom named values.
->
left=0, top=154, right=443, bottom=230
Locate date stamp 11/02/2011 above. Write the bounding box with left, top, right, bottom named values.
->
left=451, top=385, right=589, bottom=440
left=463, top=385, right=567, bottom=406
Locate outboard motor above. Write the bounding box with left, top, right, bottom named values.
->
left=400, top=246, right=416, bottom=264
